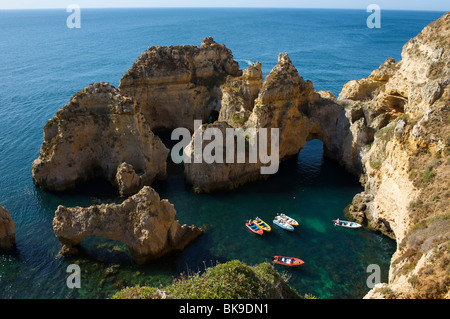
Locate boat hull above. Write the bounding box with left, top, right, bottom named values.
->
left=272, top=256, right=304, bottom=267
left=333, top=220, right=361, bottom=228
left=279, top=213, right=299, bottom=226
left=254, top=218, right=271, bottom=231
left=246, top=222, right=264, bottom=235
left=273, top=218, right=294, bottom=231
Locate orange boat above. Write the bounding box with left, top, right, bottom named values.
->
left=271, top=256, right=304, bottom=267
left=246, top=221, right=264, bottom=235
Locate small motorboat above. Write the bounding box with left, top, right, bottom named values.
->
left=278, top=213, right=299, bottom=226
left=253, top=217, right=271, bottom=231
left=271, top=256, right=304, bottom=267
left=333, top=218, right=361, bottom=229
left=273, top=216, right=294, bottom=231
left=246, top=220, right=264, bottom=235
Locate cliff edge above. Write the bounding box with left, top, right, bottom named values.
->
left=0, top=205, right=15, bottom=251
left=53, top=186, right=203, bottom=264
left=342, top=12, right=449, bottom=298
left=32, top=82, right=169, bottom=195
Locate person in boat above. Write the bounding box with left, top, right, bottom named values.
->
left=336, top=218, right=340, bottom=225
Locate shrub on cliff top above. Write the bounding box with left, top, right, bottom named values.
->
left=112, top=260, right=304, bottom=299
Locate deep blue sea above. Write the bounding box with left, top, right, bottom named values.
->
left=0, top=8, right=446, bottom=299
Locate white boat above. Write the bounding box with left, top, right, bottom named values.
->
left=273, top=216, right=294, bottom=231
left=277, top=213, right=299, bottom=226
left=333, top=218, right=361, bottom=229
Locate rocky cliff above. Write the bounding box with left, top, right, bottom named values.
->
left=218, top=62, right=263, bottom=127
left=184, top=13, right=449, bottom=298
left=118, top=37, right=242, bottom=131
left=343, top=12, right=449, bottom=298
left=184, top=53, right=371, bottom=191
left=32, top=38, right=241, bottom=195
left=32, top=82, right=169, bottom=195
left=53, top=186, right=203, bottom=264
left=0, top=205, right=15, bottom=250
left=31, top=22, right=449, bottom=297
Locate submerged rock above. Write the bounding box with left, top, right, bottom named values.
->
left=53, top=186, right=203, bottom=264
left=0, top=205, right=15, bottom=250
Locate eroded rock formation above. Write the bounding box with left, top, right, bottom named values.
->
left=183, top=121, right=265, bottom=192
left=32, top=82, right=169, bottom=193
left=342, top=12, right=450, bottom=298
left=32, top=37, right=241, bottom=195
left=218, top=62, right=263, bottom=127
left=183, top=14, right=450, bottom=298
left=53, top=186, right=203, bottom=264
left=184, top=52, right=372, bottom=192
left=118, top=37, right=242, bottom=131
left=0, top=205, right=15, bottom=250
left=32, top=22, right=449, bottom=297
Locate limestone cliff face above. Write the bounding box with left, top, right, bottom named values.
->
left=32, top=82, right=169, bottom=193
left=384, top=14, right=449, bottom=118
left=184, top=53, right=314, bottom=192
left=53, top=186, right=203, bottom=264
left=183, top=14, right=449, bottom=298
left=246, top=53, right=315, bottom=161
left=30, top=21, right=449, bottom=296
left=184, top=53, right=370, bottom=192
left=218, top=62, right=263, bottom=128
left=183, top=121, right=265, bottom=192
left=119, top=37, right=242, bottom=131
left=0, top=205, right=15, bottom=250
left=343, top=12, right=450, bottom=298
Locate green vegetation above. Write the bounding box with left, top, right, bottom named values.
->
left=419, top=158, right=441, bottom=187
left=370, top=160, right=383, bottom=170
left=411, top=212, right=450, bottom=232
left=420, top=169, right=436, bottom=187
left=43, top=117, right=56, bottom=130
left=232, top=113, right=248, bottom=126
left=367, top=121, right=398, bottom=170
left=393, top=213, right=450, bottom=298
left=374, top=121, right=396, bottom=142
left=112, top=260, right=305, bottom=299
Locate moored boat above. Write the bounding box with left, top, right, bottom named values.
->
left=253, top=217, right=271, bottom=231
left=271, top=256, right=304, bottom=267
left=246, top=220, right=264, bottom=235
left=273, top=216, right=294, bottom=231
left=333, top=218, right=361, bottom=229
left=278, top=213, right=299, bottom=226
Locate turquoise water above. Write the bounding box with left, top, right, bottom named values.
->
left=0, top=8, right=445, bottom=299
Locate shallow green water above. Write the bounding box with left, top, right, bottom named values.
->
left=0, top=139, right=395, bottom=299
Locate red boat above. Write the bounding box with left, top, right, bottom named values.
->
left=246, top=221, right=264, bottom=235
left=271, top=256, right=304, bottom=266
